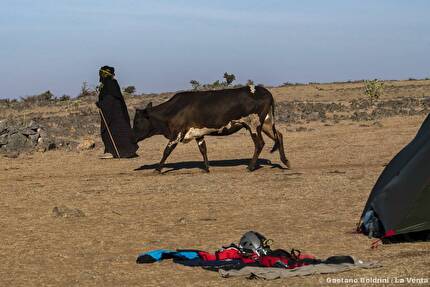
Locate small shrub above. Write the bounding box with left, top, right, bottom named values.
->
left=190, top=80, right=200, bottom=90
left=78, top=81, right=92, bottom=98
left=210, top=80, right=222, bottom=88
left=21, top=90, right=55, bottom=103
left=58, top=95, right=71, bottom=101
left=223, top=72, right=236, bottom=86
left=123, top=86, right=136, bottom=94
left=0, top=98, right=12, bottom=107
left=364, top=79, right=384, bottom=102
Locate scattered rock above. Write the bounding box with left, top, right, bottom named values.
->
left=199, top=218, right=217, bottom=221
left=3, top=152, right=19, bottom=158
left=0, top=120, right=7, bottom=134
left=373, top=121, right=383, bottom=128
left=77, top=139, right=96, bottom=151
left=28, top=133, right=40, bottom=142
left=177, top=217, right=187, bottom=225
left=37, top=128, right=48, bottom=139
left=56, top=139, right=79, bottom=151
left=295, top=127, right=308, bottom=132
left=0, top=119, right=55, bottom=155
left=20, top=128, right=37, bottom=136
left=27, top=120, right=40, bottom=130
left=308, top=112, right=321, bottom=121
left=327, top=170, right=346, bottom=174
left=0, top=134, right=7, bottom=145
left=295, top=126, right=314, bottom=132
left=52, top=206, right=85, bottom=218
left=37, top=137, right=56, bottom=152
left=7, top=133, right=33, bottom=150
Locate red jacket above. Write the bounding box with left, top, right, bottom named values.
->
left=197, top=247, right=316, bottom=268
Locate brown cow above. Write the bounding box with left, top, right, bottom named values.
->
left=133, top=85, right=290, bottom=173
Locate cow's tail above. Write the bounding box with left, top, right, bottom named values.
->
left=269, top=100, right=280, bottom=153
left=257, top=86, right=290, bottom=168
left=269, top=97, right=290, bottom=168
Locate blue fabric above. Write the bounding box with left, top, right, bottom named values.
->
left=137, top=249, right=200, bottom=262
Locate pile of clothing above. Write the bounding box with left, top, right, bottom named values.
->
left=136, top=231, right=380, bottom=279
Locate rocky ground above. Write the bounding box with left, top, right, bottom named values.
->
left=0, top=119, right=59, bottom=156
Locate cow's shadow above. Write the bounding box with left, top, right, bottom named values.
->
left=134, top=158, right=286, bottom=173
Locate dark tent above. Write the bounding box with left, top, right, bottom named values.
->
left=359, top=113, right=430, bottom=242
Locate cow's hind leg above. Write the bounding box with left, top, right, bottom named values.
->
left=196, top=137, right=210, bottom=172
left=248, top=126, right=265, bottom=171
left=262, top=123, right=278, bottom=153
left=156, top=141, right=178, bottom=173
left=262, top=116, right=291, bottom=169
left=262, top=112, right=279, bottom=153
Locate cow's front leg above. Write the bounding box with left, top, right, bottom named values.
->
left=156, top=141, right=178, bottom=173
left=196, top=137, right=210, bottom=172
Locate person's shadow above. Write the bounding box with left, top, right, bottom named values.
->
left=134, top=158, right=287, bottom=174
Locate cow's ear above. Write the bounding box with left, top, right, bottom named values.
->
left=146, top=102, right=153, bottom=110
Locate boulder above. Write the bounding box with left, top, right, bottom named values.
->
left=27, top=120, right=40, bottom=130
left=37, top=128, right=48, bottom=139
left=0, top=119, right=60, bottom=155
left=0, top=120, right=7, bottom=134
left=0, top=134, right=7, bottom=145
left=6, top=133, right=33, bottom=151
left=20, top=128, right=37, bottom=136
left=28, top=133, right=40, bottom=143
left=37, top=137, right=56, bottom=152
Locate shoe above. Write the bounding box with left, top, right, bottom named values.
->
left=98, top=153, right=114, bottom=159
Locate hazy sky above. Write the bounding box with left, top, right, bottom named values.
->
left=1, top=0, right=429, bottom=99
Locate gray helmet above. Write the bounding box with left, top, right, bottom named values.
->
left=239, top=231, right=271, bottom=256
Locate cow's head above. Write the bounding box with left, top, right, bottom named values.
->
left=133, top=102, right=155, bottom=142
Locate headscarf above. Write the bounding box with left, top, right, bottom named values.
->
left=99, top=65, right=115, bottom=80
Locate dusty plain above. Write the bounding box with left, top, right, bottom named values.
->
left=1, top=80, right=430, bottom=286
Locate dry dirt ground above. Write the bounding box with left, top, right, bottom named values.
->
left=1, top=112, right=430, bottom=286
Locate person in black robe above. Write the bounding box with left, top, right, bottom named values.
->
left=96, top=66, right=138, bottom=159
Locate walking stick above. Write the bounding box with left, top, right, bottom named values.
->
left=98, top=108, right=121, bottom=159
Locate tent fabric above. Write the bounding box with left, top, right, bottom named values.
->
left=219, top=261, right=381, bottom=280
left=361, top=113, right=430, bottom=237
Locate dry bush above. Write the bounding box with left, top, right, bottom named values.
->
left=364, top=79, right=384, bottom=102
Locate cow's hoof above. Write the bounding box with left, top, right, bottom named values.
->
left=154, top=169, right=162, bottom=174
left=202, top=168, right=210, bottom=173
left=247, top=166, right=256, bottom=172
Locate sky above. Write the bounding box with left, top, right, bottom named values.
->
left=1, top=0, right=429, bottom=99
